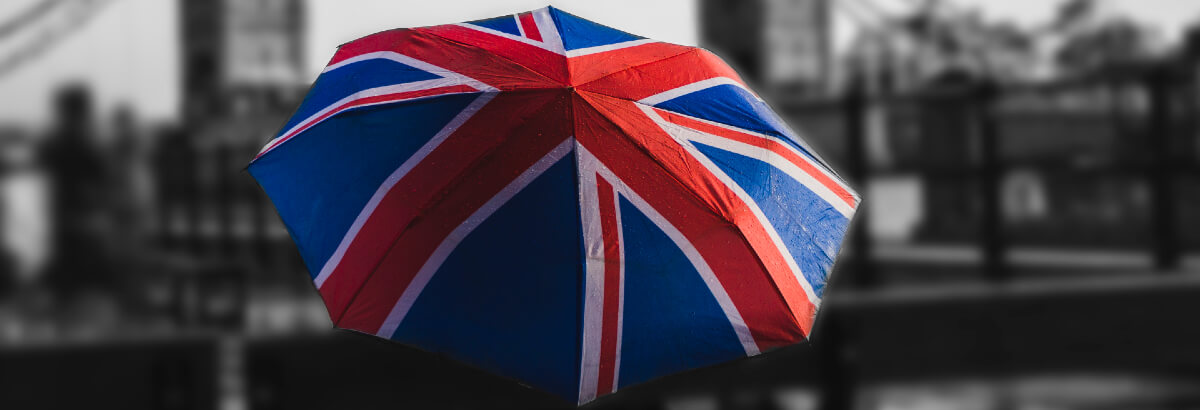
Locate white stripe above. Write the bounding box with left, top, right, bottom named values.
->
left=313, top=92, right=497, bottom=288
left=757, top=106, right=847, bottom=188
left=531, top=7, right=565, bottom=53
left=565, top=39, right=658, bottom=58
left=321, top=51, right=497, bottom=92
left=374, top=138, right=575, bottom=339
left=575, top=149, right=628, bottom=404
left=455, top=22, right=566, bottom=55
left=691, top=132, right=855, bottom=217
left=638, top=77, right=761, bottom=106
left=611, top=185, right=625, bottom=393
left=648, top=115, right=855, bottom=218
left=642, top=104, right=858, bottom=203
left=513, top=14, right=526, bottom=37
left=639, top=106, right=825, bottom=306
left=575, top=145, right=604, bottom=404
left=577, top=146, right=761, bottom=357
left=257, top=78, right=477, bottom=157
left=260, top=51, right=498, bottom=158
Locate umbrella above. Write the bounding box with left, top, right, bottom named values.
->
left=249, top=6, right=859, bottom=405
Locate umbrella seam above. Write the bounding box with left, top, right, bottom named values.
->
left=574, top=92, right=806, bottom=340
left=418, top=27, right=566, bottom=87
left=573, top=48, right=852, bottom=190
left=566, top=93, right=587, bottom=403
left=569, top=47, right=696, bottom=89
left=331, top=90, right=569, bottom=330
left=645, top=92, right=852, bottom=189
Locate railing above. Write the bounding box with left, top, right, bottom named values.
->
left=772, top=59, right=1200, bottom=294
left=771, top=56, right=1200, bottom=409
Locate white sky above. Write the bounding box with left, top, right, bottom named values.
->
left=0, top=0, right=1196, bottom=127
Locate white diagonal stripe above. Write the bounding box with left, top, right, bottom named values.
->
left=374, top=138, right=575, bottom=338
left=322, top=51, right=496, bottom=92
left=638, top=77, right=761, bottom=106
left=638, top=105, right=826, bottom=306
left=566, top=39, right=658, bottom=58
left=647, top=115, right=856, bottom=218
left=455, top=21, right=566, bottom=55
left=640, top=103, right=858, bottom=203
left=576, top=145, right=761, bottom=358
left=313, top=92, right=497, bottom=288
left=531, top=7, right=565, bottom=53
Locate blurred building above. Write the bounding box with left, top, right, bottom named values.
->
left=702, top=0, right=1200, bottom=260
left=181, top=0, right=307, bottom=121
left=700, top=0, right=834, bottom=95
left=166, top=0, right=314, bottom=333
left=896, top=82, right=1181, bottom=250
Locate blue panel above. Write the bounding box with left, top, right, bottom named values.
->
left=466, top=15, right=522, bottom=36
left=691, top=143, right=849, bottom=297
left=653, top=84, right=837, bottom=172
left=548, top=7, right=643, bottom=51
left=249, top=93, right=481, bottom=278
left=616, top=197, right=746, bottom=389
left=392, top=156, right=582, bottom=403
left=280, top=58, right=442, bottom=135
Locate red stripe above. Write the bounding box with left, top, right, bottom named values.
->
left=582, top=93, right=819, bottom=336
left=334, top=91, right=573, bottom=333
left=595, top=176, right=622, bottom=395
left=567, top=42, right=692, bottom=84
left=316, top=91, right=566, bottom=327
left=581, top=92, right=818, bottom=336
left=517, top=12, right=542, bottom=42
left=574, top=93, right=808, bottom=347
left=421, top=24, right=567, bottom=85
left=576, top=49, right=746, bottom=101
left=256, top=84, right=477, bottom=160
left=653, top=108, right=858, bottom=209
left=326, top=28, right=559, bottom=90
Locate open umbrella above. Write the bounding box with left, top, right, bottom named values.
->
left=249, top=6, right=859, bottom=405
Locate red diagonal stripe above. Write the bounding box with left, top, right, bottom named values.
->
left=653, top=108, right=858, bottom=209
left=336, top=91, right=574, bottom=334
left=328, top=28, right=559, bottom=90
left=518, top=12, right=542, bottom=41
left=317, top=91, right=564, bottom=325
left=255, top=84, right=477, bottom=160
left=567, top=42, right=692, bottom=85
left=580, top=91, right=818, bottom=337
left=421, top=24, right=568, bottom=85
left=574, top=93, right=808, bottom=347
left=576, top=48, right=746, bottom=101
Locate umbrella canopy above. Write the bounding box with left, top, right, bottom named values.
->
left=249, top=6, right=859, bottom=405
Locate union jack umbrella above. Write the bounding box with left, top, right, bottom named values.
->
left=249, top=6, right=859, bottom=405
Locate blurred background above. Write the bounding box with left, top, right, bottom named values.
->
left=2, top=0, right=1200, bottom=409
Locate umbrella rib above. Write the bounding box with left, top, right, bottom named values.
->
left=647, top=97, right=850, bottom=187
left=573, top=50, right=847, bottom=184
left=570, top=47, right=697, bottom=90
left=419, top=27, right=565, bottom=87
left=629, top=98, right=859, bottom=207
left=566, top=93, right=587, bottom=399
left=631, top=97, right=841, bottom=306
left=331, top=92, right=568, bottom=329
left=250, top=66, right=327, bottom=167
left=574, top=93, right=729, bottom=222
left=575, top=93, right=809, bottom=335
